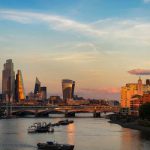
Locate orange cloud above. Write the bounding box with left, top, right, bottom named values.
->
left=128, top=69, right=150, bottom=75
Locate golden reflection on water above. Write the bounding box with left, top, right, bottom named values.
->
left=121, top=128, right=142, bottom=150
left=66, top=123, right=75, bottom=145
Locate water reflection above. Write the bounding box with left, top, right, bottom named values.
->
left=0, top=117, right=150, bottom=150
left=140, top=132, right=150, bottom=140
left=66, top=124, right=75, bottom=145
left=121, top=128, right=150, bottom=150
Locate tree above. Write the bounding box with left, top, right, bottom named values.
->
left=139, top=102, right=150, bottom=120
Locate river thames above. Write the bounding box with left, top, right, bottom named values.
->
left=0, top=114, right=150, bottom=150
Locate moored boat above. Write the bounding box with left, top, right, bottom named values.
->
left=58, top=119, right=74, bottom=125
left=37, top=141, right=74, bottom=150
left=28, top=122, right=54, bottom=133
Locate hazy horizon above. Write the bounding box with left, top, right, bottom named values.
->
left=1, top=0, right=150, bottom=100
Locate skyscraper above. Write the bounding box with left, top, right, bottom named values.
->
left=15, top=70, right=25, bottom=102
left=40, top=87, right=47, bottom=100
left=34, top=77, right=41, bottom=95
left=2, top=59, right=15, bottom=102
left=62, top=79, right=75, bottom=102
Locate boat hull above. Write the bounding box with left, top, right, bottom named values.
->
left=37, top=143, right=74, bottom=150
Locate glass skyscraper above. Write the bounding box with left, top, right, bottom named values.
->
left=40, top=87, right=47, bottom=100
left=62, top=79, right=75, bottom=101
left=2, top=59, right=15, bottom=102
left=34, top=77, right=41, bottom=95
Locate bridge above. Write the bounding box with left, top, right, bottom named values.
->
left=0, top=104, right=119, bottom=118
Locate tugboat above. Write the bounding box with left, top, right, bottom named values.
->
left=37, top=141, right=74, bottom=150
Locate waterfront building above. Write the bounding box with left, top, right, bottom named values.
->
left=34, top=77, right=41, bottom=95
left=130, top=95, right=142, bottom=116
left=62, top=79, right=75, bottom=102
left=130, top=93, right=150, bottom=116
left=121, top=83, right=138, bottom=108
left=15, top=70, right=25, bottom=102
left=121, top=78, right=150, bottom=113
left=40, top=87, right=47, bottom=100
left=2, top=59, right=15, bottom=102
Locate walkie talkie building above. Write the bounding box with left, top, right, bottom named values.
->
left=62, top=79, right=75, bottom=101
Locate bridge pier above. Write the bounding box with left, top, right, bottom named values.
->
left=6, top=103, right=12, bottom=118
left=65, top=110, right=75, bottom=118
left=35, top=110, right=49, bottom=117
left=93, top=111, right=101, bottom=118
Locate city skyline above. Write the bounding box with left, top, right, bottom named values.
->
left=1, top=0, right=150, bottom=99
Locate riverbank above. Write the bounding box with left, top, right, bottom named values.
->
left=108, top=114, right=150, bottom=133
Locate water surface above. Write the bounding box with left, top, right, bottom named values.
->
left=0, top=114, right=150, bottom=150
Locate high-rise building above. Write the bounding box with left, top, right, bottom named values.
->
left=15, top=70, right=25, bottom=102
left=2, top=59, right=15, bottom=102
left=62, top=79, right=75, bottom=101
left=34, top=77, right=41, bottom=95
left=40, top=87, right=47, bottom=100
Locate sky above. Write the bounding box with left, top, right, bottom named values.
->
left=0, top=0, right=150, bottom=100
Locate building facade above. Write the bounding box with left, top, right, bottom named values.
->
left=40, top=87, right=47, bottom=100
left=62, top=79, right=75, bottom=102
left=15, top=70, right=25, bottom=102
left=2, top=59, right=15, bottom=102
left=34, top=77, right=41, bottom=95
left=121, top=78, right=150, bottom=109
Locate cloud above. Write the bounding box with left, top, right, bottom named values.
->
left=144, top=0, right=150, bottom=3
left=128, top=69, right=150, bottom=75
left=0, top=9, right=106, bottom=37
left=0, top=9, right=150, bottom=44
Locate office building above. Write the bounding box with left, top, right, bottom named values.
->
left=40, top=86, right=47, bottom=100
left=15, top=70, right=25, bottom=102
left=34, top=77, right=41, bottom=95
left=2, top=59, right=15, bottom=102
left=62, top=79, right=75, bottom=101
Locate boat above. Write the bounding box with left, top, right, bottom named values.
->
left=37, top=141, right=74, bottom=150
left=28, top=125, right=37, bottom=133
left=58, top=119, right=74, bottom=125
left=28, top=122, right=54, bottom=133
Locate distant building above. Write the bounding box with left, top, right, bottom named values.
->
left=0, top=94, right=3, bottom=102
left=107, top=100, right=120, bottom=106
left=27, top=92, right=35, bottom=100
left=34, top=77, right=41, bottom=95
left=40, top=87, right=47, bottom=100
left=2, top=59, right=15, bottom=102
left=62, top=79, right=75, bottom=102
left=146, top=79, right=150, bottom=86
left=15, top=70, right=25, bottom=102
left=49, top=96, right=62, bottom=104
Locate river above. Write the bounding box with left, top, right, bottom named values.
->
left=0, top=114, right=150, bottom=150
